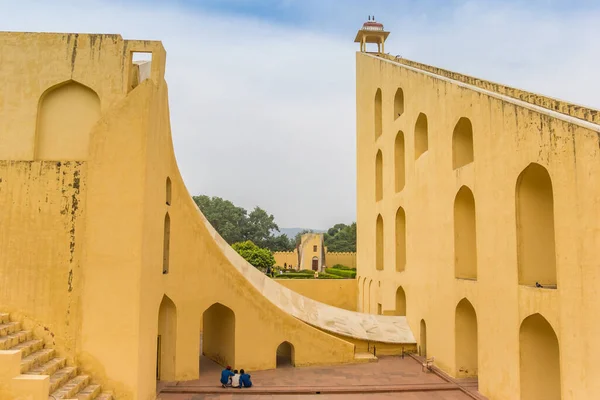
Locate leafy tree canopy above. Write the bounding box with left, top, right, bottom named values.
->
left=323, top=222, right=356, bottom=252
left=232, top=240, right=276, bottom=269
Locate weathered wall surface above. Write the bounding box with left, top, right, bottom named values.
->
left=276, top=279, right=357, bottom=311
left=0, top=161, right=86, bottom=359
left=356, top=52, right=600, bottom=400
left=273, top=250, right=297, bottom=268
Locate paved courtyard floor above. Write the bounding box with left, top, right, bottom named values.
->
left=157, top=355, right=485, bottom=400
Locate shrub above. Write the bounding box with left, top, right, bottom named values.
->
left=332, top=264, right=356, bottom=271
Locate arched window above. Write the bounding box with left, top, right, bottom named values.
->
left=394, top=88, right=404, bottom=120
left=455, top=298, right=478, bottom=378
left=376, top=215, right=384, bottom=271
left=166, top=177, right=172, bottom=205
left=394, top=131, right=405, bottom=192
left=35, top=80, right=101, bottom=160
left=452, top=117, right=474, bottom=169
left=374, top=89, right=382, bottom=139
left=520, top=314, right=561, bottom=400
left=516, top=163, right=556, bottom=287
left=414, top=113, right=428, bottom=159
left=454, top=186, right=477, bottom=279
left=375, top=150, right=383, bottom=201
left=420, top=319, right=427, bottom=357
left=395, top=207, right=406, bottom=272
left=162, top=213, right=171, bottom=274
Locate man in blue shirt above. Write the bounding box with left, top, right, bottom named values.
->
left=239, top=369, right=252, bottom=388
left=220, top=365, right=234, bottom=388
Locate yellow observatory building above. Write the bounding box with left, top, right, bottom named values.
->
left=355, top=18, right=600, bottom=400
left=0, top=18, right=598, bottom=400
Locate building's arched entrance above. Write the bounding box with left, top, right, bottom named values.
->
left=420, top=319, right=427, bottom=357
left=455, top=298, right=478, bottom=377
left=202, top=303, right=235, bottom=368
left=520, top=313, right=561, bottom=400
left=157, top=295, right=177, bottom=381
left=312, top=256, right=318, bottom=271
left=276, top=341, right=295, bottom=368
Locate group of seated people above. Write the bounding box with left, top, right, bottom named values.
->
left=220, top=365, right=252, bottom=388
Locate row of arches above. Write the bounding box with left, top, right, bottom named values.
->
left=375, top=115, right=474, bottom=203
left=156, top=296, right=294, bottom=381
left=374, top=162, right=557, bottom=287
left=358, top=285, right=561, bottom=400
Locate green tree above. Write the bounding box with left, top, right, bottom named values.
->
left=324, top=222, right=356, bottom=252
left=232, top=241, right=276, bottom=269
left=245, top=207, right=279, bottom=248
left=193, top=195, right=247, bottom=244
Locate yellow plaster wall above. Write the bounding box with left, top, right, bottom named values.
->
left=356, top=52, right=600, bottom=400
left=276, top=279, right=357, bottom=311
left=326, top=252, right=357, bottom=269
left=0, top=32, right=356, bottom=400
left=273, top=251, right=297, bottom=268
left=298, top=234, right=324, bottom=271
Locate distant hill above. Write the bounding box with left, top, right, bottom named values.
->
left=277, top=227, right=325, bottom=240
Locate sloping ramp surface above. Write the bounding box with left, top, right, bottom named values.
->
left=198, top=211, right=416, bottom=344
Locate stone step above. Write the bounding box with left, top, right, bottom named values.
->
left=75, top=384, right=101, bottom=400
left=20, top=348, right=55, bottom=373
left=48, top=366, right=78, bottom=394
left=50, top=374, right=90, bottom=399
left=0, top=313, right=10, bottom=324
left=0, top=330, right=32, bottom=350
left=353, top=352, right=378, bottom=363
left=11, top=338, right=43, bottom=357
left=0, top=321, right=21, bottom=336
left=94, top=393, right=113, bottom=400
left=27, top=356, right=66, bottom=376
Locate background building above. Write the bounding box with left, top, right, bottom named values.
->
left=274, top=233, right=357, bottom=271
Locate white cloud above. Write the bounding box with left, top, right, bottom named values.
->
left=1, top=0, right=598, bottom=229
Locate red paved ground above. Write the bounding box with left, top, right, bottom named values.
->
left=158, top=355, right=485, bottom=400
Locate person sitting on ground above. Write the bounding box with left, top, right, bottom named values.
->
left=231, top=369, right=241, bottom=388
left=220, top=365, right=234, bottom=388
left=240, top=369, right=252, bottom=388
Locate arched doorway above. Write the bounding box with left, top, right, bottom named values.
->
left=157, top=295, right=177, bottom=381
left=35, top=80, right=101, bottom=160
left=520, top=313, right=561, bottom=400
left=420, top=319, right=427, bottom=357
left=395, top=287, right=406, bottom=316
left=276, top=341, right=295, bottom=368
left=202, top=303, right=235, bottom=368
left=312, top=256, right=318, bottom=271
left=455, top=298, right=478, bottom=377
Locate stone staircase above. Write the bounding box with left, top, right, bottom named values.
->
left=0, top=313, right=113, bottom=400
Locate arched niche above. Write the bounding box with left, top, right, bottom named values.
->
left=376, top=214, right=384, bottom=271
left=163, top=213, right=171, bottom=274
left=157, top=295, right=177, bottom=381
left=394, top=88, right=404, bottom=120
left=454, top=186, right=477, bottom=280
left=276, top=341, right=295, bottom=367
left=420, top=319, right=427, bottom=357
left=202, top=303, right=236, bottom=368
left=395, top=287, right=406, bottom=316
left=452, top=117, right=474, bottom=169
left=166, top=177, right=172, bottom=205
left=395, top=131, right=405, bottom=192
left=516, top=163, right=557, bottom=287
left=395, top=207, right=406, bottom=272
left=414, top=113, right=428, bottom=159
left=520, top=313, right=561, bottom=400
left=374, top=88, right=382, bottom=139
left=375, top=150, right=383, bottom=202
left=455, top=298, right=478, bottom=378
left=35, top=80, right=101, bottom=160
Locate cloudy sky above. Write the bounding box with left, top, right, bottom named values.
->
left=1, top=0, right=599, bottom=229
